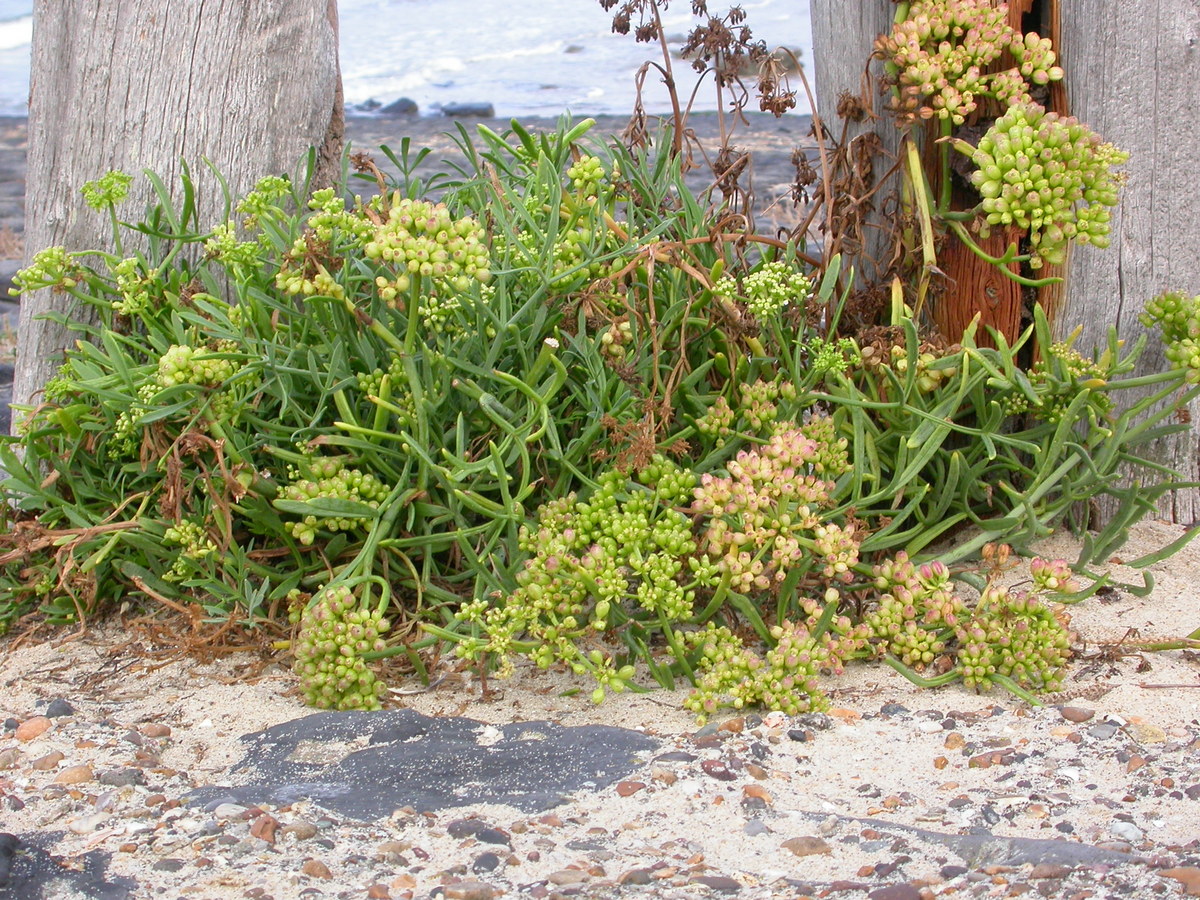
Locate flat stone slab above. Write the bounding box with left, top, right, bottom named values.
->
left=188, top=709, right=661, bottom=820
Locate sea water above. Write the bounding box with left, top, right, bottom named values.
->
left=0, top=0, right=812, bottom=118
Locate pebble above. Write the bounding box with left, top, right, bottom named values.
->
left=98, top=767, right=144, bottom=787
left=440, top=881, right=500, bottom=900
left=1060, top=706, right=1095, bottom=723
left=1030, top=863, right=1073, bottom=879
left=30, top=750, right=64, bottom=770
left=692, top=874, right=742, bottom=893
left=54, top=763, right=94, bottom=784
left=1109, top=820, right=1144, bottom=842
left=548, top=869, right=589, bottom=885
left=1088, top=723, right=1120, bottom=740
left=140, top=723, right=172, bottom=738
left=0, top=748, right=20, bottom=768
left=1162, top=867, right=1200, bottom=896
left=867, top=884, right=922, bottom=900
left=301, top=858, right=333, bottom=879
left=68, top=812, right=108, bottom=834
left=781, top=836, right=831, bottom=857
left=616, top=780, right=645, bottom=796
left=472, top=851, right=501, bottom=873
left=15, top=716, right=51, bottom=742
left=701, top=759, right=737, bottom=781
left=44, top=698, right=75, bottom=718
left=282, top=821, right=319, bottom=841
left=619, top=868, right=653, bottom=885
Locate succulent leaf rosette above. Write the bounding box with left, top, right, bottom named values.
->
left=960, top=103, right=1128, bottom=268
left=877, top=0, right=1063, bottom=125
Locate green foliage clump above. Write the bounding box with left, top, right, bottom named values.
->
left=1, top=116, right=1195, bottom=715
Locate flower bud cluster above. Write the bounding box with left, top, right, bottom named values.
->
left=81, top=170, right=134, bottom=210
left=695, top=396, right=736, bottom=446
left=807, top=336, right=862, bottom=374
left=547, top=225, right=627, bottom=286
left=282, top=455, right=391, bottom=546
left=865, top=553, right=964, bottom=669
left=693, top=426, right=858, bottom=592
left=1140, top=291, right=1200, bottom=383
left=155, top=343, right=241, bottom=389
left=955, top=585, right=1071, bottom=692
left=204, top=223, right=265, bottom=276
left=306, top=188, right=374, bottom=246
left=236, top=175, right=292, bottom=227
left=684, top=620, right=833, bottom=723
left=878, top=0, right=1062, bottom=125
left=1002, top=340, right=1111, bottom=423
left=1029, top=557, right=1078, bottom=593
left=451, top=460, right=706, bottom=699
left=888, top=345, right=959, bottom=393
left=162, top=518, right=218, bottom=581
left=967, top=103, right=1128, bottom=268
left=109, top=257, right=164, bottom=317
left=713, top=260, right=813, bottom=321
left=364, top=195, right=491, bottom=293
left=293, top=584, right=390, bottom=710
left=598, top=319, right=634, bottom=361
left=13, top=246, right=80, bottom=293
left=567, top=155, right=606, bottom=200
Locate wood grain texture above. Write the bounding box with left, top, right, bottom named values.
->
left=809, top=0, right=901, bottom=288
left=1057, top=1, right=1200, bottom=522
left=16, top=0, right=342, bottom=416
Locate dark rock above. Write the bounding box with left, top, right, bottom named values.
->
left=442, top=102, right=495, bottom=118
left=355, top=98, right=382, bottom=112
left=787, top=729, right=809, bottom=743
left=2, top=718, right=16, bottom=732
left=1185, top=784, right=1200, bottom=800
left=940, top=865, right=968, bottom=879
left=0, top=833, right=17, bottom=883
left=691, top=874, right=742, bottom=892
left=618, top=868, right=653, bottom=885
left=793, top=713, right=832, bottom=730
left=447, top=819, right=509, bottom=847
left=152, top=858, right=186, bottom=872
left=0, top=833, right=135, bottom=897
left=44, top=698, right=75, bottom=718
left=188, top=709, right=658, bottom=819
left=379, top=97, right=418, bottom=116
left=879, top=703, right=909, bottom=717
left=472, top=852, right=501, bottom=873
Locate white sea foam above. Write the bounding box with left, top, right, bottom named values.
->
left=0, top=14, right=31, bottom=51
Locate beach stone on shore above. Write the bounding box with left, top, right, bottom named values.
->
left=187, top=709, right=659, bottom=820
left=442, top=102, right=495, bottom=118
left=378, top=97, right=418, bottom=116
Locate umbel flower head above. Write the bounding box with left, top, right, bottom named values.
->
left=962, top=103, right=1128, bottom=267
left=876, top=0, right=1063, bottom=125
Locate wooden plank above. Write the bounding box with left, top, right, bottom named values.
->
left=1057, top=0, right=1200, bottom=522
